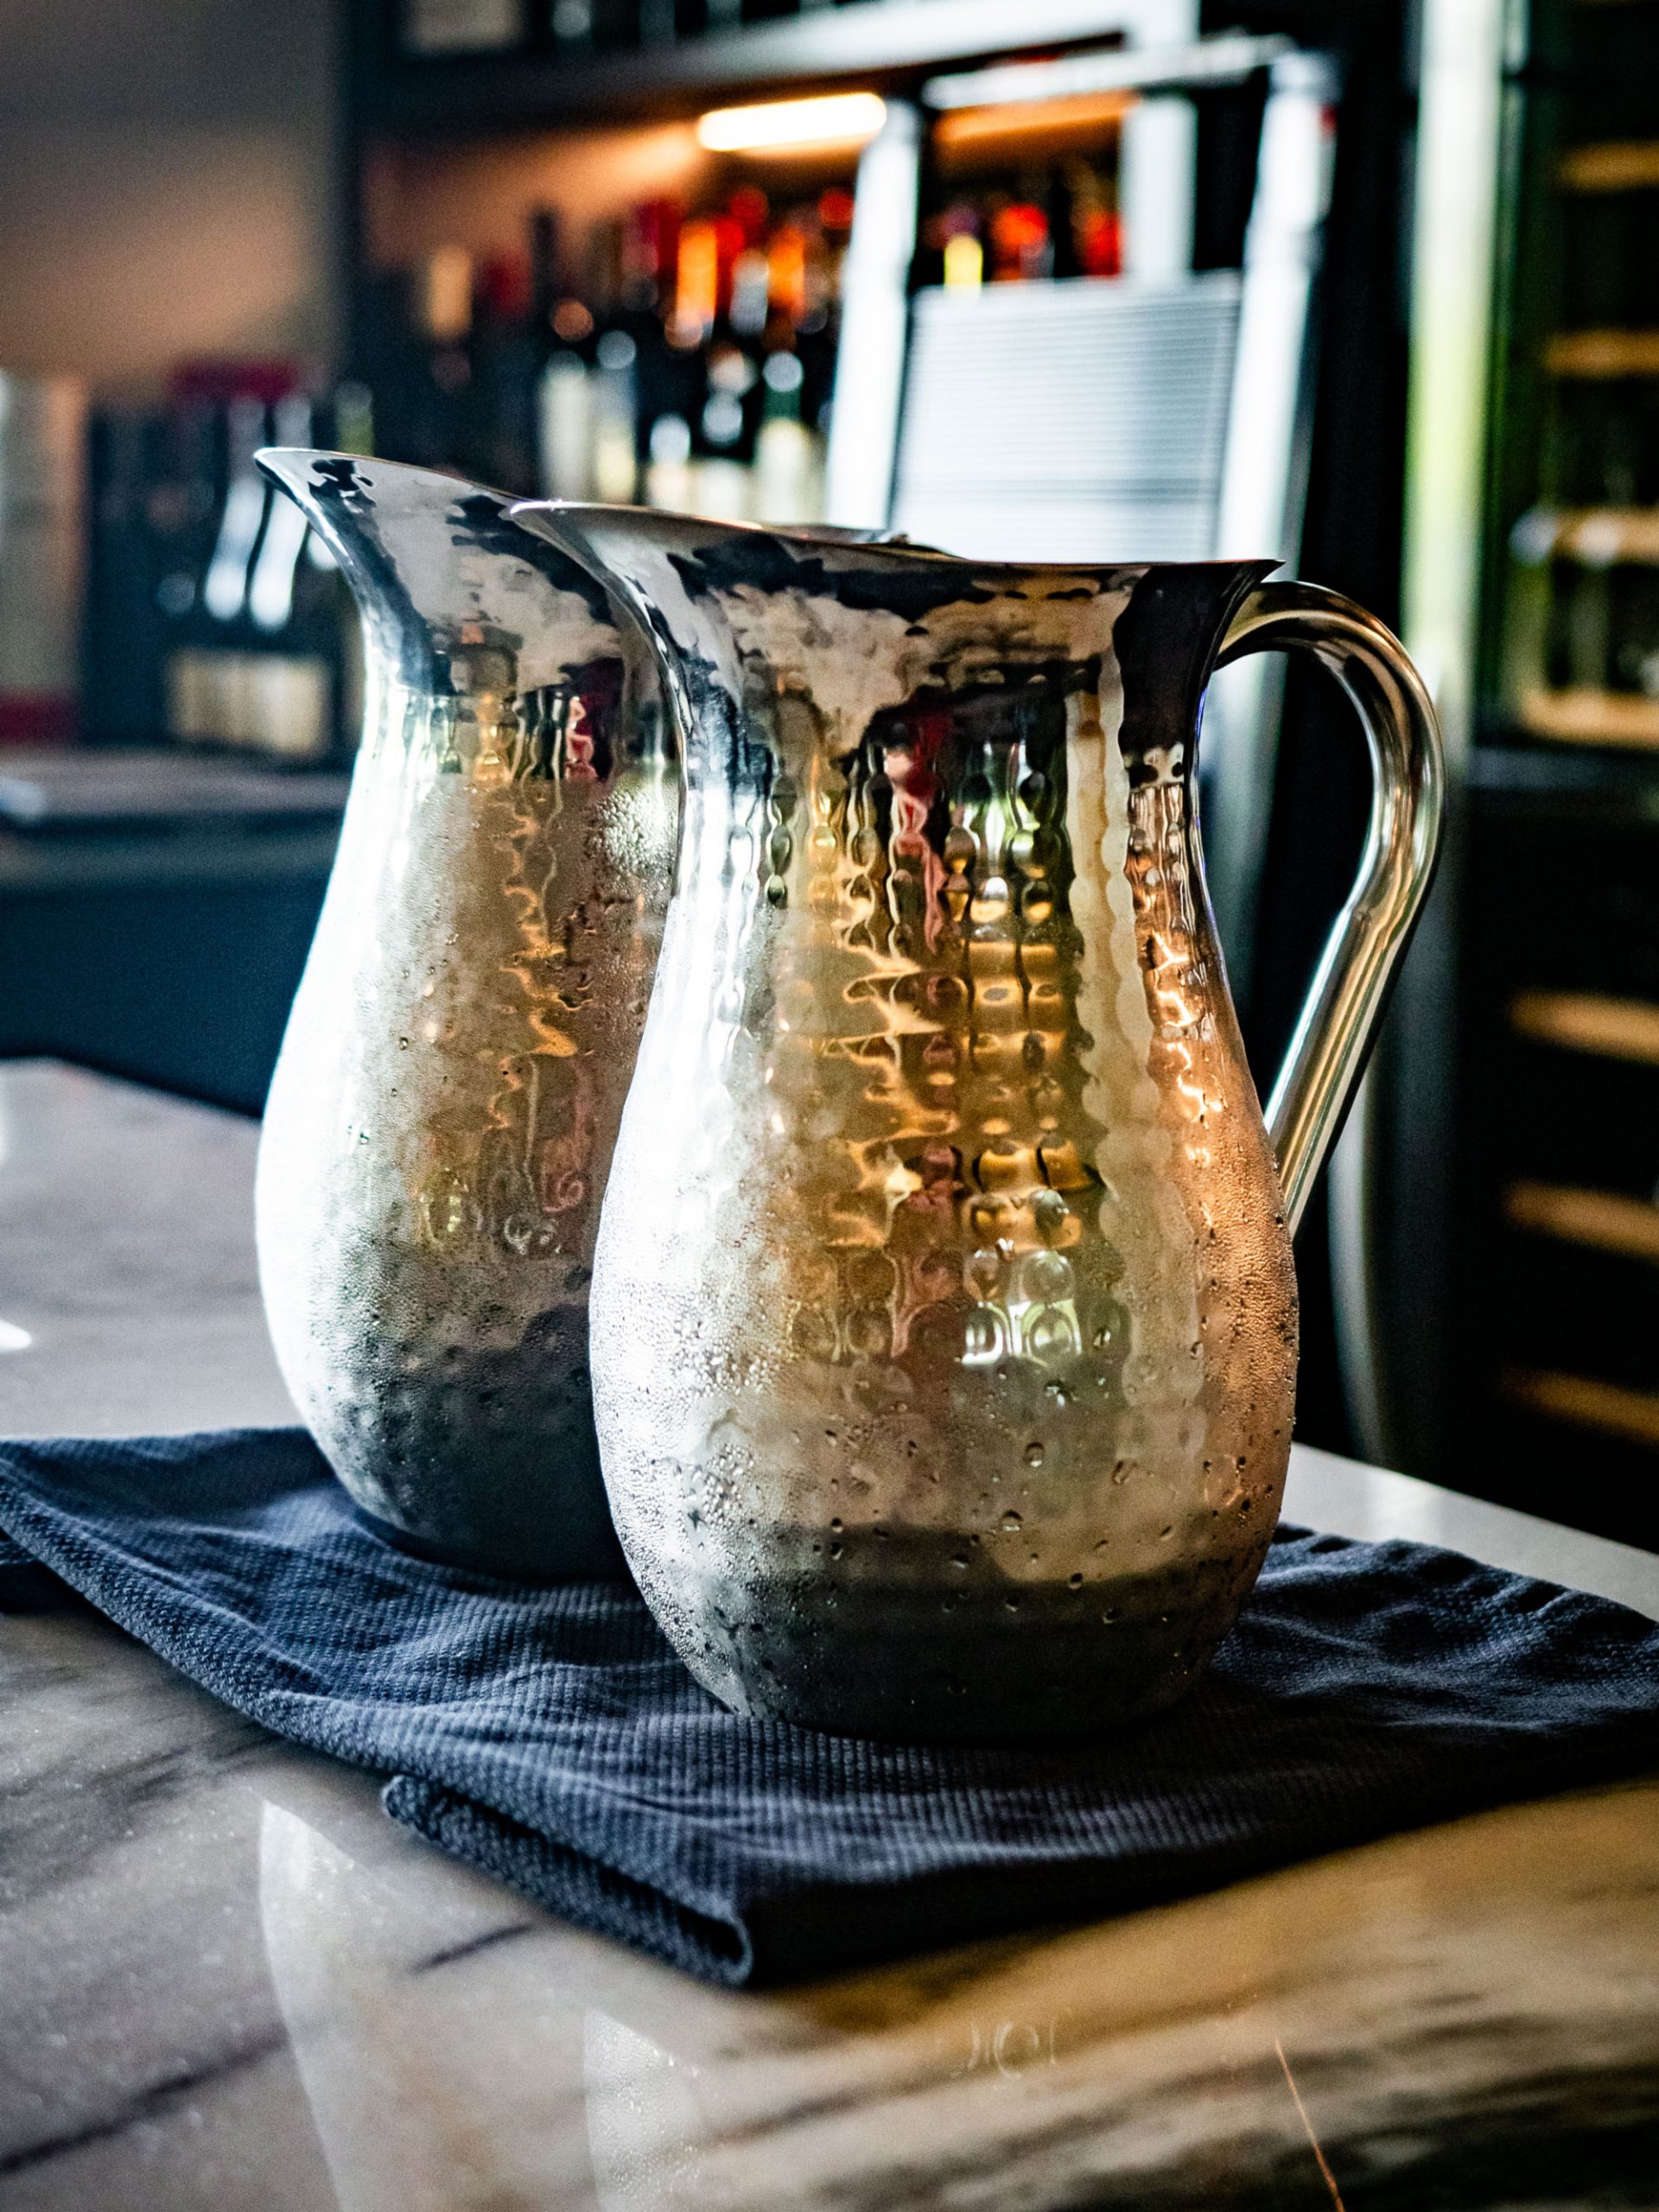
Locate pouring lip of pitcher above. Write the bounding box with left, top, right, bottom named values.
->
left=254, top=442, right=513, bottom=530
left=255, top=448, right=632, bottom=698
left=508, top=495, right=1278, bottom=589
left=507, top=499, right=1280, bottom=787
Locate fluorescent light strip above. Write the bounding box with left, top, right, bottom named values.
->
left=696, top=92, right=886, bottom=154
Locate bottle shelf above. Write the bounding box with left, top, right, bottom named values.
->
left=365, top=0, right=1156, bottom=132
left=1503, top=1179, right=1659, bottom=1266
left=1558, top=140, right=1659, bottom=194
left=1467, top=742, right=1659, bottom=804
left=1544, top=329, right=1659, bottom=379
left=1516, top=684, right=1659, bottom=747
left=1510, top=988, right=1659, bottom=1066
left=1500, top=1367, right=1659, bottom=1452
left=1526, top=505, right=1659, bottom=564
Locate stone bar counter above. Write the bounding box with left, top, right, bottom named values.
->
left=1, top=1060, right=1656, bottom=2209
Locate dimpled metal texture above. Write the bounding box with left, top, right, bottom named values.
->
left=254, top=454, right=674, bottom=1578
left=521, top=510, right=1298, bottom=1738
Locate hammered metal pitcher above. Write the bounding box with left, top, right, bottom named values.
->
left=517, top=506, right=1442, bottom=1738
left=253, top=453, right=674, bottom=1578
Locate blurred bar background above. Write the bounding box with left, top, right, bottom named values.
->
left=1, top=0, right=1656, bottom=1553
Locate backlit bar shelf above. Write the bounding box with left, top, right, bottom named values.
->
left=1516, top=685, right=1659, bottom=747
left=1558, top=140, right=1659, bottom=194
left=1501, top=1368, right=1659, bottom=1452
left=1503, top=1179, right=1659, bottom=1265
left=1510, top=988, right=1659, bottom=1065
left=1545, top=329, right=1659, bottom=378
left=1528, top=506, right=1659, bottom=564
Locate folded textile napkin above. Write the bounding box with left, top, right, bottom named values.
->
left=3, top=1428, right=1656, bottom=1987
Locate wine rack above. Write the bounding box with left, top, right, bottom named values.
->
left=1453, top=0, right=1659, bottom=1547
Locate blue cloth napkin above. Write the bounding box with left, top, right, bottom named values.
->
left=2, top=1427, right=1656, bottom=1987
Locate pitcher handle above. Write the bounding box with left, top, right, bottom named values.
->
left=1214, top=580, right=1445, bottom=1236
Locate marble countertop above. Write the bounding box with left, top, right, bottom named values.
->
left=2, top=1058, right=1656, bottom=2209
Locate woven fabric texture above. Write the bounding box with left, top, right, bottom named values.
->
left=2, top=1427, right=1656, bottom=1986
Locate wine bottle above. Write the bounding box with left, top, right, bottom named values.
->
left=753, top=349, right=823, bottom=524
left=645, top=412, right=695, bottom=510
left=163, top=395, right=254, bottom=751
left=166, top=392, right=346, bottom=763
left=374, top=247, right=474, bottom=473
left=526, top=207, right=592, bottom=499
left=468, top=250, right=539, bottom=493
left=616, top=200, right=683, bottom=491
left=84, top=406, right=165, bottom=742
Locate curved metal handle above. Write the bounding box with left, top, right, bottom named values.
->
left=1215, top=580, right=1445, bottom=1235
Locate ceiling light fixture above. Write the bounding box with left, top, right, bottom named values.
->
left=696, top=92, right=887, bottom=154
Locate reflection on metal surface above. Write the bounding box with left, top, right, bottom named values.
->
left=252, top=450, right=674, bottom=1579
left=1217, top=582, right=1444, bottom=1235
left=518, top=505, right=1439, bottom=1740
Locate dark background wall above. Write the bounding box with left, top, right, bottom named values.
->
left=0, top=0, right=340, bottom=386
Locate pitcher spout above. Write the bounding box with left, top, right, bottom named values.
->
left=257, top=449, right=626, bottom=700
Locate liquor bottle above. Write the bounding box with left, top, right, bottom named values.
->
left=728, top=184, right=772, bottom=347
left=592, top=324, right=641, bottom=504
left=538, top=334, right=596, bottom=503
left=940, top=206, right=987, bottom=291
left=525, top=208, right=588, bottom=498
left=988, top=189, right=1053, bottom=283
left=467, top=250, right=539, bottom=493
left=162, top=393, right=257, bottom=751
left=200, top=396, right=270, bottom=629
left=165, top=391, right=351, bottom=763
left=1065, top=159, right=1122, bottom=278
left=693, top=344, right=757, bottom=519
left=616, top=199, right=685, bottom=485
left=372, top=247, right=474, bottom=473
left=83, top=407, right=165, bottom=742
left=752, top=349, right=824, bottom=524
left=550, top=0, right=594, bottom=48
left=691, top=194, right=771, bottom=519
left=581, top=217, right=643, bottom=502
left=645, top=412, right=696, bottom=510
left=667, top=212, right=726, bottom=351
left=149, top=396, right=222, bottom=726
left=796, top=188, right=851, bottom=436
